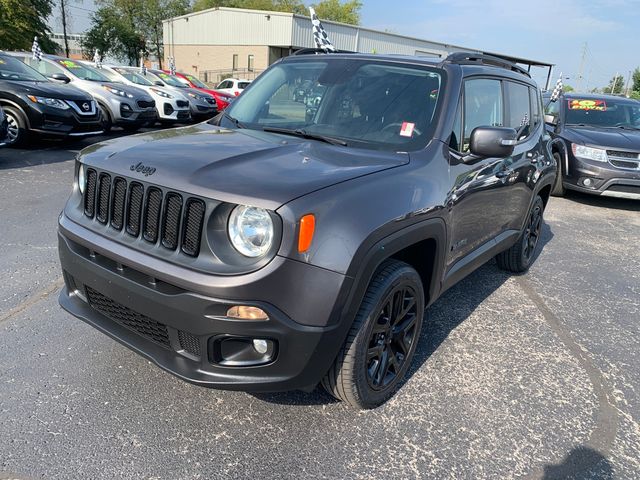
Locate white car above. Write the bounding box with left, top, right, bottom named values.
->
left=81, top=62, right=191, bottom=123
left=215, top=78, right=251, bottom=96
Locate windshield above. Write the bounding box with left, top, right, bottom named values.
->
left=98, top=67, right=123, bottom=83
left=113, top=67, right=153, bottom=86
left=56, top=59, right=111, bottom=82
left=220, top=58, right=444, bottom=151
left=151, top=71, right=187, bottom=88
left=184, top=74, right=207, bottom=89
left=0, top=55, right=48, bottom=82
left=564, top=97, right=640, bottom=129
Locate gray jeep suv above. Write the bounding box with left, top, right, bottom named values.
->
left=57, top=51, right=556, bottom=408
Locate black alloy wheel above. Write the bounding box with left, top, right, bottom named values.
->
left=366, top=285, right=419, bottom=391
left=522, top=198, right=543, bottom=263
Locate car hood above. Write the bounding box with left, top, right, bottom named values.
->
left=78, top=123, right=409, bottom=210
left=565, top=126, right=640, bottom=151
left=3, top=80, right=92, bottom=101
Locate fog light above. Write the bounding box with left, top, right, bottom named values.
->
left=253, top=339, right=268, bottom=354
left=226, top=305, right=268, bottom=321
left=583, top=178, right=593, bottom=187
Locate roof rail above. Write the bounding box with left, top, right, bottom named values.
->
left=292, top=48, right=355, bottom=56
left=444, top=52, right=531, bottom=77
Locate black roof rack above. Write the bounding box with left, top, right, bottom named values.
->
left=292, top=48, right=355, bottom=56
left=444, top=52, right=531, bottom=78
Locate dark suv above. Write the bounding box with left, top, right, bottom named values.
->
left=0, top=53, right=102, bottom=145
left=58, top=52, right=555, bottom=408
left=544, top=92, right=640, bottom=199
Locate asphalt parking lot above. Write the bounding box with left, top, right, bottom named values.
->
left=0, top=131, right=639, bottom=479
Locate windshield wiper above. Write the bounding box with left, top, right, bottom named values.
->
left=223, top=112, right=246, bottom=129
left=262, top=127, right=348, bottom=146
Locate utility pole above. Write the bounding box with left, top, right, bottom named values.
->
left=611, top=72, right=619, bottom=94
left=624, top=70, right=632, bottom=97
left=60, top=0, right=70, bottom=58
left=576, top=42, right=587, bottom=92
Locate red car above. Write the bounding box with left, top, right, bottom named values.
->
left=164, top=71, right=234, bottom=110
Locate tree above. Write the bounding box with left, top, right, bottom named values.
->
left=563, top=85, right=574, bottom=93
left=0, top=0, right=57, bottom=52
left=606, top=74, right=624, bottom=95
left=312, top=0, right=362, bottom=24
left=141, top=0, right=189, bottom=69
left=192, top=0, right=304, bottom=14
left=632, top=67, right=640, bottom=93
left=59, top=0, right=71, bottom=57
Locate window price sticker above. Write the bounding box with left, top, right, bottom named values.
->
left=400, top=122, right=415, bottom=137
left=568, top=99, right=607, bottom=111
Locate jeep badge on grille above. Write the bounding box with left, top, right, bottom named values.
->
left=130, top=162, right=156, bottom=176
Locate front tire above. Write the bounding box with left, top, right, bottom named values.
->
left=322, top=260, right=425, bottom=409
left=496, top=195, right=545, bottom=273
left=3, top=107, right=29, bottom=146
left=98, top=104, right=112, bottom=133
left=551, top=152, right=566, bottom=197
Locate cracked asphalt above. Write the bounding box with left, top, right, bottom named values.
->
left=0, top=133, right=639, bottom=479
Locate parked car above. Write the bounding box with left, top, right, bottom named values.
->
left=543, top=92, right=640, bottom=199
left=168, top=71, right=234, bottom=110
left=81, top=63, right=191, bottom=124
left=0, top=104, right=8, bottom=146
left=216, top=77, right=251, bottom=96
left=130, top=68, right=217, bottom=120
left=57, top=51, right=555, bottom=409
left=0, top=52, right=102, bottom=146
left=9, top=52, right=156, bottom=132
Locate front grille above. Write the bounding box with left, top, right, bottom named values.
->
left=96, top=173, right=111, bottom=224
left=607, top=150, right=640, bottom=170
left=137, top=99, right=155, bottom=109
left=82, top=172, right=206, bottom=257
left=176, top=100, right=189, bottom=108
left=178, top=330, right=201, bottom=356
left=84, top=169, right=97, bottom=218
left=86, top=286, right=170, bottom=349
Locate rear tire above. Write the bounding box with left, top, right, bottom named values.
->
left=3, top=107, right=29, bottom=147
left=496, top=195, right=545, bottom=273
left=322, top=259, right=425, bottom=409
left=550, top=152, right=566, bottom=197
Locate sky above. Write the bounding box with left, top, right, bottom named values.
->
left=48, top=0, right=640, bottom=91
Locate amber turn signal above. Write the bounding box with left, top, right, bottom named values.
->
left=226, top=306, right=269, bottom=321
left=298, top=214, right=315, bottom=253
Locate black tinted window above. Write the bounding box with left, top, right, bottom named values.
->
left=505, top=81, right=531, bottom=139
left=463, top=79, right=503, bottom=151
left=530, top=87, right=541, bottom=129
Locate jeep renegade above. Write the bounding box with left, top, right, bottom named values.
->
left=58, top=51, right=556, bottom=408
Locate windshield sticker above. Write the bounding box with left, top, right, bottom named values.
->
left=60, top=60, right=79, bottom=68
left=568, top=99, right=607, bottom=111
left=0, top=59, right=4, bottom=64
left=159, top=73, right=169, bottom=79
left=400, top=122, right=415, bottom=137
left=430, top=89, right=438, bottom=99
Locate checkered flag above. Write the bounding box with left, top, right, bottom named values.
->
left=309, top=7, right=336, bottom=52
left=32, top=36, right=42, bottom=61
left=520, top=113, right=529, bottom=127
left=550, top=72, right=563, bottom=102
left=140, top=55, right=147, bottom=75
left=169, top=56, right=176, bottom=75
left=94, top=49, right=102, bottom=69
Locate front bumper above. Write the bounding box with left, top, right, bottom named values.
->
left=25, top=103, right=103, bottom=137
left=564, top=155, right=640, bottom=199
left=57, top=218, right=352, bottom=392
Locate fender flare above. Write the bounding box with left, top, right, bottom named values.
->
left=549, top=137, right=569, bottom=176
left=333, top=217, right=447, bottom=331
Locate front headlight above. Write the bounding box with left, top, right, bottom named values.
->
left=150, top=87, right=172, bottom=99
left=228, top=205, right=274, bottom=257
left=187, top=92, right=205, bottom=101
left=572, top=144, right=608, bottom=163
left=102, top=85, right=134, bottom=99
left=78, top=163, right=86, bottom=194
left=27, top=95, right=69, bottom=110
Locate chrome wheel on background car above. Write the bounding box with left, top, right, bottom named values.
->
left=3, top=109, right=26, bottom=146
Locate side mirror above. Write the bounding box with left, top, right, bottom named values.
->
left=49, top=73, right=70, bottom=83
left=544, top=114, right=557, bottom=125
left=154, top=81, right=165, bottom=86
left=468, top=126, right=517, bottom=159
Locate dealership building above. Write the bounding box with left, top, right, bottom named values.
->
left=163, top=7, right=553, bottom=86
